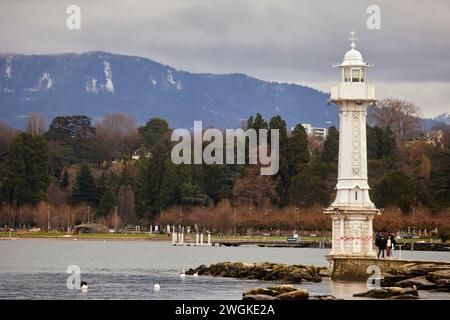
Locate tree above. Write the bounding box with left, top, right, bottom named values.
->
left=373, top=171, right=416, bottom=213
left=133, top=142, right=171, bottom=218
left=438, top=226, right=450, bottom=243
left=232, top=166, right=278, bottom=208
left=0, top=133, right=50, bottom=207
left=322, top=126, right=339, bottom=163
left=430, top=164, right=450, bottom=210
left=59, top=169, right=70, bottom=189
left=95, top=113, right=138, bottom=160
left=287, top=124, right=310, bottom=176
left=71, top=164, right=98, bottom=206
left=96, top=186, right=116, bottom=217
left=368, top=98, right=423, bottom=142
left=45, top=115, right=97, bottom=176
left=26, top=113, right=44, bottom=135
left=117, top=184, right=136, bottom=224
left=268, top=116, right=289, bottom=206
left=291, top=165, right=330, bottom=207
left=367, top=125, right=395, bottom=160
left=0, top=122, right=18, bottom=161
left=138, top=118, right=171, bottom=151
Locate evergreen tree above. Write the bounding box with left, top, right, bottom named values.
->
left=322, top=126, right=339, bottom=163
left=291, top=166, right=330, bottom=207
left=96, top=186, right=116, bottom=217
left=367, top=125, right=395, bottom=160
left=59, top=169, right=70, bottom=189
left=268, top=115, right=289, bottom=206
left=287, top=124, right=310, bottom=176
left=0, top=133, right=50, bottom=206
left=373, top=170, right=416, bottom=213
left=430, top=163, right=450, bottom=210
left=138, top=117, right=171, bottom=151
left=71, top=164, right=99, bottom=206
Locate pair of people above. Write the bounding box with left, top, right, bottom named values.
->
left=375, top=232, right=396, bottom=259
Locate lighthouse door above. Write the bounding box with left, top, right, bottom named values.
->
left=352, top=220, right=362, bottom=253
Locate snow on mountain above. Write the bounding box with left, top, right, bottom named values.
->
left=0, top=51, right=337, bottom=129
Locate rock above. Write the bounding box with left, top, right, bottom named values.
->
left=395, top=276, right=436, bottom=290
left=275, top=289, right=309, bottom=300
left=266, top=284, right=297, bottom=294
left=396, top=263, right=450, bottom=278
left=434, top=279, right=450, bottom=292
left=282, top=272, right=305, bottom=283
left=309, top=295, right=341, bottom=300
left=185, top=268, right=196, bottom=275
left=381, top=273, right=413, bottom=287
left=427, top=269, right=450, bottom=282
left=243, top=288, right=280, bottom=297
left=318, top=267, right=331, bottom=277
left=243, top=294, right=276, bottom=301
left=189, top=261, right=323, bottom=283
left=354, top=286, right=419, bottom=299
left=387, top=294, right=419, bottom=300
left=403, top=286, right=419, bottom=296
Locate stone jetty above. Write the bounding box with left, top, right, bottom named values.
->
left=186, top=262, right=329, bottom=283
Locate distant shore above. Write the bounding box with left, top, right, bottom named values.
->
left=0, top=232, right=446, bottom=249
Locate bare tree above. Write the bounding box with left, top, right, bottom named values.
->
left=368, top=98, right=423, bottom=142
left=95, top=113, right=138, bottom=160
left=117, top=184, right=136, bottom=225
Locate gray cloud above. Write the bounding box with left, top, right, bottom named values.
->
left=0, top=0, right=449, bottom=116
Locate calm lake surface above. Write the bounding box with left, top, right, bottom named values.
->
left=1, top=239, right=449, bottom=300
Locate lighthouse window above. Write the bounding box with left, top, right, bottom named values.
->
left=344, top=68, right=351, bottom=82
left=355, top=191, right=358, bottom=200
left=351, top=69, right=361, bottom=82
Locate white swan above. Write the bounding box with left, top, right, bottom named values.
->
left=80, top=281, right=88, bottom=292
left=153, top=284, right=160, bottom=291
left=180, top=268, right=186, bottom=280
left=193, top=272, right=199, bottom=277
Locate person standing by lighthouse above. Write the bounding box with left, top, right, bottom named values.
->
left=324, top=31, right=381, bottom=258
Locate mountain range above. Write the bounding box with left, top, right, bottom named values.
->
left=0, top=51, right=446, bottom=131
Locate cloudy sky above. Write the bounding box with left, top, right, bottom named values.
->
left=1, top=0, right=449, bottom=117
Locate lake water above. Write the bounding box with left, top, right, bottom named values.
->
left=1, top=239, right=449, bottom=300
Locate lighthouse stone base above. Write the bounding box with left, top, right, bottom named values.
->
left=324, top=207, right=379, bottom=258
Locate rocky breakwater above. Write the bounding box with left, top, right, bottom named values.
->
left=381, top=262, right=450, bottom=292
left=186, top=262, right=329, bottom=283
left=242, top=284, right=340, bottom=300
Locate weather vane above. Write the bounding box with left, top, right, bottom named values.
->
left=349, top=30, right=358, bottom=49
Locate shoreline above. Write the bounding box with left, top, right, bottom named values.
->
left=1, top=234, right=449, bottom=251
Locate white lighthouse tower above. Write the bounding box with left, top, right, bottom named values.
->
left=324, top=31, right=380, bottom=258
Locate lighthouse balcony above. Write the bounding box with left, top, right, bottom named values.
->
left=330, top=83, right=375, bottom=101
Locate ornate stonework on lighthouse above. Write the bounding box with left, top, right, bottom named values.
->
left=324, top=31, right=380, bottom=258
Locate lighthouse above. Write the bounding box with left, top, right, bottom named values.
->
left=324, top=31, right=380, bottom=258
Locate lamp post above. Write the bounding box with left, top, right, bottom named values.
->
left=114, top=206, right=118, bottom=232
left=47, top=205, right=50, bottom=232
left=67, top=207, right=70, bottom=233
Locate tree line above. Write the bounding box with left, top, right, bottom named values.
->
left=0, top=98, right=449, bottom=231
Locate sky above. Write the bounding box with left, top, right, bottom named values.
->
left=0, top=0, right=449, bottom=117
